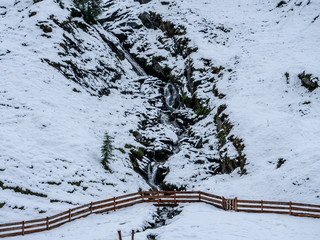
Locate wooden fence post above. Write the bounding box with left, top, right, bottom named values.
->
left=22, top=221, right=25, bottom=236
left=90, top=202, right=93, bottom=214
left=289, top=201, right=292, bottom=215
left=234, top=197, right=238, bottom=212
left=132, top=230, right=135, bottom=240
left=199, top=191, right=201, bottom=201
left=46, top=217, right=49, bottom=230
left=118, top=230, right=122, bottom=240
left=114, top=197, right=116, bottom=211
left=157, top=191, right=160, bottom=211
left=141, top=191, right=144, bottom=202
left=69, top=209, right=71, bottom=222
left=174, top=190, right=177, bottom=204
left=261, top=200, right=263, bottom=213
left=222, top=197, right=225, bottom=210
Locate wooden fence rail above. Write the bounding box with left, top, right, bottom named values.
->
left=0, top=191, right=319, bottom=238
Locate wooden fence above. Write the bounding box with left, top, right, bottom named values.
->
left=1, top=191, right=319, bottom=238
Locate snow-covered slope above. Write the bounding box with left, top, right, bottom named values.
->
left=101, top=0, right=320, bottom=202
left=0, top=0, right=150, bottom=221
left=1, top=0, right=320, bottom=235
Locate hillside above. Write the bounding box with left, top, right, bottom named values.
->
left=0, top=0, right=320, bottom=238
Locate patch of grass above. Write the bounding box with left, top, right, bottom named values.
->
left=47, top=181, right=61, bottom=185
left=211, top=65, right=224, bottom=74
left=277, top=158, right=286, bottom=168
left=285, top=72, right=290, bottom=84
left=131, top=147, right=145, bottom=158
left=116, top=148, right=126, bottom=154
left=29, top=11, right=37, bottom=17
left=72, top=88, right=81, bottom=93
left=39, top=24, right=53, bottom=33
left=41, top=34, right=51, bottom=38
left=0, top=181, right=47, bottom=198
left=125, top=144, right=135, bottom=149
left=50, top=199, right=73, bottom=204
left=68, top=181, right=82, bottom=187
left=276, top=1, right=287, bottom=8
left=195, top=105, right=211, bottom=116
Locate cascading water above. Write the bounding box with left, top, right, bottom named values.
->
left=147, top=162, right=161, bottom=190
left=106, top=34, right=188, bottom=190
left=164, top=83, right=182, bottom=110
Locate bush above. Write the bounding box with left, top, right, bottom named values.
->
left=73, top=0, right=102, bottom=25
left=101, top=132, right=113, bottom=171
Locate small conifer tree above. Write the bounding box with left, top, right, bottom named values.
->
left=73, top=0, right=102, bottom=25
left=101, top=132, right=113, bottom=171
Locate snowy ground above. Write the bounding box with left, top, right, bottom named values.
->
left=8, top=203, right=320, bottom=240
left=138, top=0, right=320, bottom=203
left=0, top=0, right=149, bottom=221
left=1, top=0, right=320, bottom=238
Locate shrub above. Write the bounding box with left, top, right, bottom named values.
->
left=73, top=0, right=102, bottom=25
left=101, top=132, right=113, bottom=171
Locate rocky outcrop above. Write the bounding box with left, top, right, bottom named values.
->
left=298, top=71, right=319, bottom=92
left=100, top=3, right=247, bottom=189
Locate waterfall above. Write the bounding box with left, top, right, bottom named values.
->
left=148, top=162, right=160, bottom=190
left=164, top=83, right=181, bottom=110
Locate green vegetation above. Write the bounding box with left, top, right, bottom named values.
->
left=29, top=12, right=37, bottom=17
left=101, top=132, right=113, bottom=172
left=39, top=24, right=53, bottom=33
left=277, top=158, right=286, bottom=168
left=68, top=181, right=82, bottom=187
left=73, top=0, right=102, bottom=25
left=0, top=181, right=47, bottom=198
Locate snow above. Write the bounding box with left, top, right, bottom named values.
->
left=0, top=0, right=149, bottom=221
left=7, top=203, right=320, bottom=240
left=1, top=0, right=320, bottom=238
left=142, top=0, right=320, bottom=203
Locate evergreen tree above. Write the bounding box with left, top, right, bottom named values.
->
left=73, top=0, right=102, bottom=25
left=101, top=132, right=113, bottom=171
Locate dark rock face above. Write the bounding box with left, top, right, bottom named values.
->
left=134, top=0, right=152, bottom=4
left=101, top=4, right=248, bottom=189
left=139, top=12, right=161, bottom=29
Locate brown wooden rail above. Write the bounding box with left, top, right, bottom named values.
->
left=0, top=191, right=319, bottom=238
